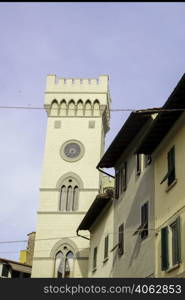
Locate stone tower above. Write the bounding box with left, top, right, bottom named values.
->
left=31, top=75, right=111, bottom=277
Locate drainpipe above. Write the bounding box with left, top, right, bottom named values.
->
left=96, top=166, right=115, bottom=178
left=76, top=229, right=90, bottom=240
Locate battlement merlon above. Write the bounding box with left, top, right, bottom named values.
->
left=45, top=75, right=109, bottom=94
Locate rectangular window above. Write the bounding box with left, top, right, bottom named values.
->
left=104, top=235, right=109, bottom=260
left=161, top=216, right=181, bottom=271
left=2, top=264, right=9, bottom=277
left=136, top=154, right=141, bottom=175
left=93, top=247, right=97, bottom=270
left=141, top=202, right=148, bottom=240
left=160, top=146, right=176, bottom=186
left=118, top=223, right=124, bottom=256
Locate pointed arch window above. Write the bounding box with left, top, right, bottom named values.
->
left=55, top=250, right=74, bottom=278
left=59, top=178, right=79, bottom=211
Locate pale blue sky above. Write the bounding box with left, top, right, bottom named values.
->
left=0, top=2, right=185, bottom=260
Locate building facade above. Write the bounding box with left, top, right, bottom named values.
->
left=137, top=74, right=185, bottom=277
left=20, top=232, right=36, bottom=266
left=97, top=113, right=156, bottom=277
left=77, top=176, right=114, bottom=278
left=31, top=75, right=111, bottom=277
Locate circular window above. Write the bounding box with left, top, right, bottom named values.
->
left=60, top=140, right=85, bottom=162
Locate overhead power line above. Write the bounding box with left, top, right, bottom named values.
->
left=0, top=229, right=156, bottom=245
left=0, top=105, right=185, bottom=113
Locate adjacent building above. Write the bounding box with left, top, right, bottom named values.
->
left=77, top=175, right=114, bottom=278
left=0, top=258, right=31, bottom=278
left=137, top=74, right=185, bottom=277
left=97, top=112, right=156, bottom=277
left=20, top=232, right=36, bottom=266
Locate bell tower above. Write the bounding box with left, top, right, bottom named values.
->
left=32, top=75, right=111, bottom=277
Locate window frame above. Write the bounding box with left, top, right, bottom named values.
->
left=160, top=146, right=176, bottom=186
left=161, top=216, right=181, bottom=272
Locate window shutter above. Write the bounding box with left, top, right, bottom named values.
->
left=93, top=247, right=97, bottom=269
left=123, top=162, right=127, bottom=191
left=118, top=224, right=124, bottom=256
left=161, top=227, right=169, bottom=271
left=141, top=203, right=148, bottom=239
left=115, top=170, right=119, bottom=199
left=136, top=154, right=141, bottom=175
left=175, top=216, right=181, bottom=264
left=104, top=235, right=109, bottom=259
left=168, top=146, right=175, bottom=185
left=160, top=146, right=175, bottom=185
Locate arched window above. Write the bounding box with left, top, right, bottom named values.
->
left=59, top=177, right=79, bottom=212
left=84, top=100, right=92, bottom=116
left=72, top=186, right=79, bottom=211
left=50, top=100, right=59, bottom=116
left=93, top=100, right=100, bottom=116
left=55, top=249, right=74, bottom=278
left=68, top=100, right=76, bottom=116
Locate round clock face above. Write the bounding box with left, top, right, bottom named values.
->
left=64, top=143, right=81, bottom=158
left=60, top=140, right=85, bottom=162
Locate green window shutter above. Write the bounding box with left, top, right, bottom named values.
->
left=118, top=223, right=124, bottom=256
left=136, top=154, right=141, bottom=175
left=161, top=227, right=169, bottom=271
left=141, top=202, right=149, bottom=239
left=176, top=216, right=181, bottom=263
left=93, top=247, right=97, bottom=269
left=168, top=146, right=175, bottom=185
left=104, top=235, right=109, bottom=259
left=115, top=170, right=119, bottom=199
left=123, top=161, right=127, bottom=191
left=160, top=146, right=175, bottom=185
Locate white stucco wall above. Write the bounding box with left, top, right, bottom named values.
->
left=154, top=113, right=185, bottom=277
left=112, top=124, right=155, bottom=278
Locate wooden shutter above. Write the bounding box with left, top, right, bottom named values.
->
left=123, top=162, right=127, bottom=191
left=160, top=146, right=175, bottom=185
left=115, top=170, right=119, bottom=199
left=104, top=235, right=109, bottom=259
left=93, top=247, right=97, bottom=269
left=161, top=227, right=169, bottom=271
left=141, top=203, right=148, bottom=239
left=118, top=224, right=124, bottom=256
left=136, top=154, right=141, bottom=175
left=168, top=146, right=175, bottom=185
left=171, top=216, right=181, bottom=265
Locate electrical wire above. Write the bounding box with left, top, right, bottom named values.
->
left=0, top=228, right=156, bottom=245
left=0, top=105, right=185, bottom=113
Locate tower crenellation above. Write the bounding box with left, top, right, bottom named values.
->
left=46, top=75, right=108, bottom=93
